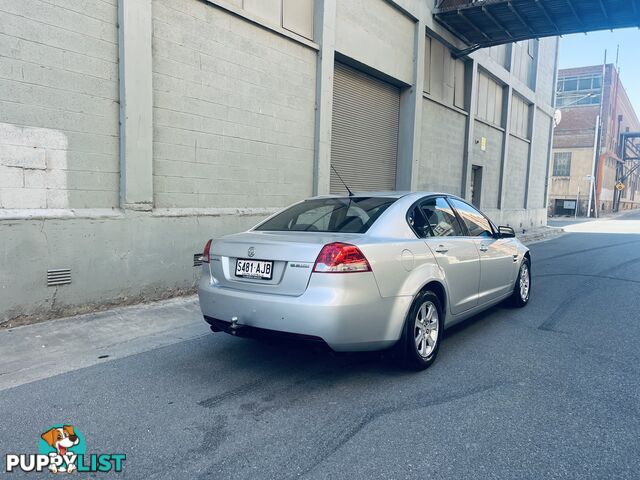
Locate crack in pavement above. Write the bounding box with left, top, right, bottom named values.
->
left=198, top=378, right=272, bottom=409
left=298, top=382, right=509, bottom=479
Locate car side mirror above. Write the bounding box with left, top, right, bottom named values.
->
left=498, top=226, right=516, bottom=239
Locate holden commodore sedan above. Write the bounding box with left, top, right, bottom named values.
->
left=198, top=192, right=530, bottom=369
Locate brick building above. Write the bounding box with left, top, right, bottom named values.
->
left=550, top=64, right=640, bottom=216
left=0, top=0, right=558, bottom=321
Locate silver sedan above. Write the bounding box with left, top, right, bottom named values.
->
left=198, top=192, right=530, bottom=369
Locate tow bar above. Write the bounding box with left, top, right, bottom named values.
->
left=229, top=316, right=243, bottom=335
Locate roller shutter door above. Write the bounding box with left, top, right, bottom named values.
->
left=330, top=62, right=400, bottom=194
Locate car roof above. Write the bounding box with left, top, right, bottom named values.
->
left=310, top=191, right=451, bottom=200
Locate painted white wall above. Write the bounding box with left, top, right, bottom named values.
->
left=0, top=123, right=68, bottom=210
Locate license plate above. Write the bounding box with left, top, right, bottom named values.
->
left=235, top=259, right=273, bottom=280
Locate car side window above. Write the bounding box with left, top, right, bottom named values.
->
left=407, top=205, right=431, bottom=238
left=420, top=197, right=464, bottom=237
left=447, top=198, right=494, bottom=238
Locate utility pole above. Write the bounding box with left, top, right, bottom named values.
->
left=587, top=115, right=600, bottom=218
left=590, top=51, right=607, bottom=218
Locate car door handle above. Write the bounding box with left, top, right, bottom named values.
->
left=434, top=245, right=448, bottom=254
left=479, top=244, right=489, bottom=252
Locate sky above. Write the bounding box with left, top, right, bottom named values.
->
left=558, top=28, right=640, bottom=114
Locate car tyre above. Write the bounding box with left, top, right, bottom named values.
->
left=509, top=258, right=531, bottom=307
left=398, top=290, right=443, bottom=371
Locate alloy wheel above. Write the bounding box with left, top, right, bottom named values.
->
left=414, top=301, right=439, bottom=358
left=519, top=263, right=530, bottom=301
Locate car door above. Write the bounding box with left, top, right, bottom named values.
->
left=446, top=197, right=517, bottom=304
left=419, top=197, right=480, bottom=315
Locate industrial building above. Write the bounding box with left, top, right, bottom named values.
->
left=0, top=0, right=559, bottom=322
left=550, top=64, right=640, bottom=216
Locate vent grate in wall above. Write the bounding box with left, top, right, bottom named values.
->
left=47, top=268, right=71, bottom=286
left=193, top=253, right=203, bottom=267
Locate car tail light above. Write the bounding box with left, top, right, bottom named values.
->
left=313, top=242, right=371, bottom=273
left=202, top=239, right=212, bottom=263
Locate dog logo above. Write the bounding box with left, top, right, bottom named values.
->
left=247, top=247, right=256, bottom=257
left=40, top=426, right=80, bottom=473
left=4, top=424, right=125, bottom=474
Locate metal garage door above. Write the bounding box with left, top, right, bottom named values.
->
left=330, top=62, right=400, bottom=194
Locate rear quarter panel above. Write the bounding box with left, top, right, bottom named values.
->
left=359, top=238, right=447, bottom=300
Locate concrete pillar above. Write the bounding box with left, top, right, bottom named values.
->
left=397, top=19, right=425, bottom=191
left=497, top=84, right=513, bottom=210
left=118, top=0, right=154, bottom=211
left=497, top=45, right=516, bottom=210
left=524, top=45, right=542, bottom=209
left=523, top=105, right=537, bottom=208
left=312, top=0, right=336, bottom=196
left=461, top=59, right=478, bottom=199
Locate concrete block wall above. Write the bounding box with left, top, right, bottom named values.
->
left=536, top=38, right=557, bottom=108
left=472, top=122, right=504, bottom=210
left=151, top=0, right=316, bottom=209
left=0, top=211, right=265, bottom=323
left=504, top=136, right=529, bottom=209
left=0, top=0, right=120, bottom=209
left=418, top=99, right=466, bottom=195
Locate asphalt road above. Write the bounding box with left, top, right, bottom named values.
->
left=2, top=211, right=640, bottom=479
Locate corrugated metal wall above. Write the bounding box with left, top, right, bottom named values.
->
left=330, top=62, right=400, bottom=194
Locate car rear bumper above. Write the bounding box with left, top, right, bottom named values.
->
left=197, top=271, right=412, bottom=352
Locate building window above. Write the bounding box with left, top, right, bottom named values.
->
left=240, top=0, right=314, bottom=40
left=553, top=152, right=572, bottom=177
left=510, top=93, right=530, bottom=139
left=424, top=36, right=466, bottom=110
left=475, top=71, right=503, bottom=127
left=556, top=73, right=602, bottom=107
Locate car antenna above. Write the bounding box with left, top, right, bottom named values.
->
left=330, top=164, right=354, bottom=197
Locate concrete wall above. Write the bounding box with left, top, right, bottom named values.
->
left=152, top=0, right=316, bottom=209
left=472, top=122, right=503, bottom=210
left=418, top=99, right=466, bottom=195
left=334, top=0, right=414, bottom=84
left=536, top=39, right=557, bottom=107
left=548, top=147, right=593, bottom=197
left=504, top=136, right=529, bottom=209
left=511, top=41, right=536, bottom=90
left=0, top=211, right=264, bottom=322
left=0, top=0, right=120, bottom=209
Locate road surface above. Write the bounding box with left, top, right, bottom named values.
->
left=1, top=210, right=640, bottom=479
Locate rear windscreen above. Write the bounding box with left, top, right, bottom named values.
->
left=254, top=197, right=397, bottom=234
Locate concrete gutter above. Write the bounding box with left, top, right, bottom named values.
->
left=517, top=226, right=565, bottom=245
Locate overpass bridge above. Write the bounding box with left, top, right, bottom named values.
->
left=434, top=0, right=640, bottom=56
